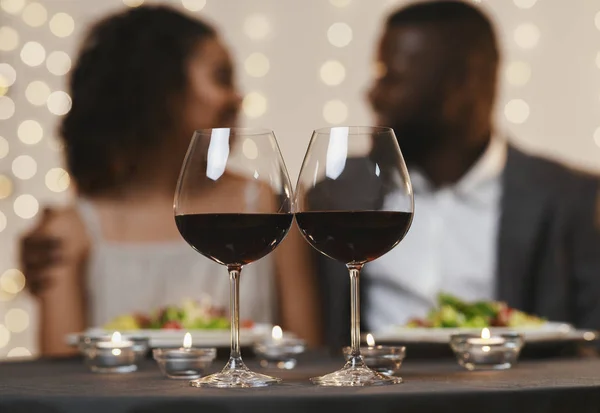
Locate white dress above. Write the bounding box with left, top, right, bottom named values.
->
left=76, top=200, right=276, bottom=327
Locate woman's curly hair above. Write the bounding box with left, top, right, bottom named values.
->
left=60, top=5, right=216, bottom=196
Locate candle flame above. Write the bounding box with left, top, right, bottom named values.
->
left=481, top=328, right=490, bottom=339
left=366, top=333, right=376, bottom=347
left=111, top=331, right=121, bottom=343
left=183, top=332, right=192, bottom=349
left=112, top=348, right=122, bottom=356
left=272, top=325, right=283, bottom=340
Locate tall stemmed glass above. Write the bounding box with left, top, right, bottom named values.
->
left=295, top=126, right=413, bottom=386
left=174, top=128, right=294, bottom=388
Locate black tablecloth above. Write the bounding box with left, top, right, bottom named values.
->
left=1, top=354, right=600, bottom=413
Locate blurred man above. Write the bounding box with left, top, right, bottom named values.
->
left=316, top=0, right=600, bottom=346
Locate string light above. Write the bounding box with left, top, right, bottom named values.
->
left=514, top=23, right=540, bottom=49
left=45, top=168, right=70, bottom=193
left=513, top=0, right=537, bottom=9
left=593, top=127, right=600, bottom=148
left=0, top=136, right=8, bottom=159
left=244, top=53, right=270, bottom=78
left=505, top=61, right=531, bottom=86
left=0, top=63, right=16, bottom=87
left=181, top=0, right=206, bottom=11
left=49, top=13, right=75, bottom=38
left=21, top=2, right=47, bottom=28
left=5, top=309, right=29, bottom=333
left=25, top=81, right=51, bottom=106
left=242, top=92, right=267, bottom=118
left=320, top=60, right=346, bottom=86
left=0, top=0, right=25, bottom=15
left=0, top=96, right=15, bottom=120
left=0, top=175, right=13, bottom=199
left=46, top=51, right=71, bottom=76
left=327, top=22, right=353, bottom=48
left=0, top=27, right=19, bottom=52
left=13, top=194, right=39, bottom=219
left=7, top=347, right=31, bottom=358
left=323, top=99, right=348, bottom=124
left=0, top=325, right=10, bottom=349
left=504, top=99, right=530, bottom=124
left=47, top=91, right=72, bottom=115
left=243, top=14, right=271, bottom=40
left=0, top=212, right=6, bottom=233
left=242, top=139, right=259, bottom=160
left=122, top=0, right=144, bottom=7
left=20, top=41, right=46, bottom=67
left=18, top=120, right=44, bottom=145
left=12, top=155, right=37, bottom=180
left=0, top=269, right=25, bottom=294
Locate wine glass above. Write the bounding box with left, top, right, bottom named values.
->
left=294, top=126, right=413, bottom=386
left=174, top=128, right=294, bottom=388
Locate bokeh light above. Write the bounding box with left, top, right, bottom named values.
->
left=242, top=92, right=267, bottom=118
left=595, top=12, right=600, bottom=31
left=320, top=60, right=346, bottom=86
left=243, top=14, right=271, bottom=40
left=22, top=2, right=47, bottom=28
left=46, top=51, right=72, bottom=76
left=0, top=0, right=25, bottom=15
left=0, top=269, right=25, bottom=294
left=0, top=212, right=6, bottom=233
left=327, top=22, right=353, bottom=48
left=513, top=0, right=537, bottom=9
left=514, top=23, right=540, bottom=49
left=0, top=136, right=8, bottom=159
left=25, top=80, right=51, bottom=106
left=0, top=63, right=17, bottom=87
left=0, top=175, right=13, bottom=199
left=330, top=0, right=352, bottom=7
left=5, top=309, right=29, bottom=333
left=0, top=325, right=10, bottom=349
left=18, top=120, right=43, bottom=144
left=244, top=53, right=270, bottom=78
left=7, top=347, right=31, bottom=358
left=242, top=138, right=259, bottom=160
left=49, top=13, right=75, bottom=38
left=21, top=41, right=46, bottom=67
left=12, top=155, right=37, bottom=180
left=123, top=0, right=144, bottom=7
left=45, top=168, right=70, bottom=193
left=504, top=99, right=530, bottom=124
left=47, top=91, right=72, bottom=115
left=0, top=96, right=15, bottom=120
left=0, top=27, right=19, bottom=52
left=13, top=194, right=39, bottom=219
left=505, top=61, right=531, bottom=86
left=181, top=0, right=206, bottom=11
left=323, top=99, right=348, bottom=124
left=593, top=127, right=600, bottom=148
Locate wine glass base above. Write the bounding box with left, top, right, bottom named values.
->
left=190, top=367, right=281, bottom=388
left=310, top=364, right=402, bottom=387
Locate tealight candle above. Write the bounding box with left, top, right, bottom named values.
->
left=450, top=329, right=524, bottom=371
left=153, top=332, right=216, bottom=380
left=343, top=334, right=405, bottom=376
left=253, top=325, right=306, bottom=370
left=83, top=332, right=137, bottom=373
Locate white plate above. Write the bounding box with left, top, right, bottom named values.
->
left=66, top=323, right=272, bottom=348
left=372, top=322, right=596, bottom=343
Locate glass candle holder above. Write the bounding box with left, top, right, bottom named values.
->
left=343, top=346, right=405, bottom=376
left=253, top=337, right=306, bottom=370
left=82, top=337, right=137, bottom=373
left=78, top=334, right=149, bottom=362
left=153, top=348, right=216, bottom=380
left=450, top=332, right=524, bottom=371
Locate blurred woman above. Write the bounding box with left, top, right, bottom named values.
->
left=21, top=5, right=320, bottom=356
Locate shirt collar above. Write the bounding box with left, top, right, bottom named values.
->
left=409, top=134, right=507, bottom=198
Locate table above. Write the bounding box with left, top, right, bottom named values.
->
left=1, top=355, right=600, bottom=413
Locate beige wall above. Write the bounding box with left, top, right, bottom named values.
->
left=0, top=0, right=599, bottom=356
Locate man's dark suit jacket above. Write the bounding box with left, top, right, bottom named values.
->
left=308, top=145, right=600, bottom=348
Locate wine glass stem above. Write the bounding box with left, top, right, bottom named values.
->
left=348, top=264, right=365, bottom=367
left=228, top=265, right=242, bottom=362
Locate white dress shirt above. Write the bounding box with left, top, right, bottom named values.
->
left=364, top=137, right=508, bottom=332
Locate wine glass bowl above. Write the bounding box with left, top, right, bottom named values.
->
left=295, top=126, right=414, bottom=386
left=174, top=128, right=293, bottom=388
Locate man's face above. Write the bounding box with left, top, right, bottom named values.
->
left=368, top=25, right=452, bottom=165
